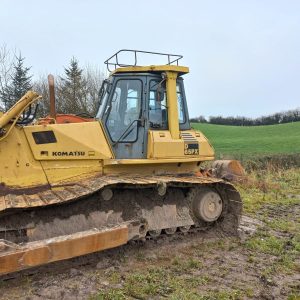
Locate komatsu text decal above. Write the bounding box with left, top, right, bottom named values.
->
left=52, top=151, right=86, bottom=157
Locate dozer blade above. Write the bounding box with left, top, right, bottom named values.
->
left=212, top=160, right=246, bottom=182
left=0, top=225, right=128, bottom=275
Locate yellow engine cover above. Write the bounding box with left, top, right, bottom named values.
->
left=0, top=121, right=114, bottom=189
left=147, top=130, right=214, bottom=159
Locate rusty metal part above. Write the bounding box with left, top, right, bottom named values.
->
left=48, top=74, right=56, bottom=120
left=195, top=168, right=213, bottom=178
left=37, top=114, right=94, bottom=125
left=0, top=225, right=128, bottom=276
left=212, top=160, right=246, bottom=182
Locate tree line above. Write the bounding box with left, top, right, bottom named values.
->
left=0, top=45, right=104, bottom=117
left=190, top=109, right=300, bottom=126
left=1, top=44, right=299, bottom=125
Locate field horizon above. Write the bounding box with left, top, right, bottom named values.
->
left=192, top=121, right=300, bottom=159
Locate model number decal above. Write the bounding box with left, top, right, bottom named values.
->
left=52, top=151, right=85, bottom=157
left=184, top=143, right=199, bottom=155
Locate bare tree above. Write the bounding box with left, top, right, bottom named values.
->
left=33, top=74, right=51, bottom=117
left=33, top=62, right=105, bottom=118
left=84, top=64, right=105, bottom=116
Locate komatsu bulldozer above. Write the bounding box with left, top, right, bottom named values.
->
left=0, top=50, right=243, bottom=275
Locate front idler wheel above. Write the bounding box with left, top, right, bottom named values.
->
left=192, top=189, right=223, bottom=222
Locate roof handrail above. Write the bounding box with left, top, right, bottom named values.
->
left=104, top=49, right=183, bottom=72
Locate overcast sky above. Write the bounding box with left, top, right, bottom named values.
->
left=1, top=0, right=299, bottom=118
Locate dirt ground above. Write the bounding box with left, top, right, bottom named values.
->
left=0, top=168, right=299, bottom=300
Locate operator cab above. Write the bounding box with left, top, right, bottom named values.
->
left=96, top=50, right=190, bottom=159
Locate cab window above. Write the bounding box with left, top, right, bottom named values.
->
left=148, top=80, right=168, bottom=129
left=177, top=83, right=185, bottom=124
left=106, top=79, right=142, bottom=142
left=148, top=79, right=186, bottom=128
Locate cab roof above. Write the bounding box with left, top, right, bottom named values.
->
left=111, top=65, right=189, bottom=76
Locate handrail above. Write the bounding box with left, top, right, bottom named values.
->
left=104, top=49, right=183, bottom=72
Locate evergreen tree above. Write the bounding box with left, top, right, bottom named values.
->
left=2, top=54, right=32, bottom=110
left=58, top=57, right=88, bottom=114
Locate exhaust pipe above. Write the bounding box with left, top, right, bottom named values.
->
left=48, top=74, right=56, bottom=120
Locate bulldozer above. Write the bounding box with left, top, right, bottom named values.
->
left=0, top=50, right=243, bottom=275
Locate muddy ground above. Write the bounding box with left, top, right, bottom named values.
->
left=0, top=169, right=299, bottom=300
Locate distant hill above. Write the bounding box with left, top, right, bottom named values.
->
left=190, top=108, right=300, bottom=126
left=192, top=121, right=300, bottom=158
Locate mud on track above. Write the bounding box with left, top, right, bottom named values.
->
left=0, top=210, right=299, bottom=300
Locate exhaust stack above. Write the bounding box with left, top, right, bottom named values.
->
left=48, top=74, right=56, bottom=120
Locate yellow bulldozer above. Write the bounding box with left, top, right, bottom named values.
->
left=0, top=50, right=243, bottom=275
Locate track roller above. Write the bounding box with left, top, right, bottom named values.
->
left=179, top=226, right=191, bottom=233
left=148, top=230, right=162, bottom=237
left=164, top=227, right=177, bottom=235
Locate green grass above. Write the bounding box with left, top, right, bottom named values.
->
left=192, top=121, right=300, bottom=157
left=238, top=167, right=300, bottom=214
left=91, top=265, right=242, bottom=300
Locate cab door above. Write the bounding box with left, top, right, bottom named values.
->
left=103, top=76, right=146, bottom=159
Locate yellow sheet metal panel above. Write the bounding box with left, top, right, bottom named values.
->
left=147, top=130, right=215, bottom=159
left=112, top=65, right=189, bottom=75
left=103, top=161, right=205, bottom=175
left=194, top=130, right=215, bottom=157
left=166, top=71, right=180, bottom=139
left=103, top=157, right=212, bottom=165
left=148, top=131, right=183, bottom=158
left=24, top=121, right=113, bottom=160
left=41, top=160, right=102, bottom=185
left=0, top=127, right=48, bottom=188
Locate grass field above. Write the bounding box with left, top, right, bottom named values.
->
left=192, top=121, right=300, bottom=158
